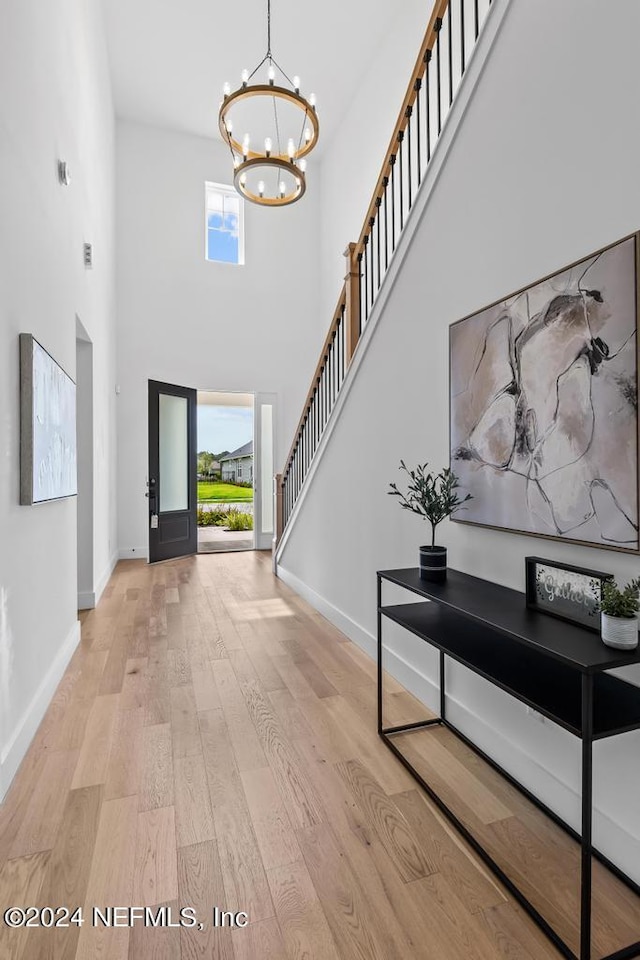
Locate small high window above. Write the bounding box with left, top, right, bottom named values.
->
left=205, top=182, right=244, bottom=265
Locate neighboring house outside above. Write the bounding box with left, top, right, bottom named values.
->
left=220, top=441, right=253, bottom=483
left=198, top=460, right=220, bottom=480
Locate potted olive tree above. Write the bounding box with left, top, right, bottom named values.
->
left=388, top=461, right=472, bottom=582
left=600, top=577, right=640, bottom=649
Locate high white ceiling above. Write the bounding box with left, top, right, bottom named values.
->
left=102, top=0, right=398, bottom=152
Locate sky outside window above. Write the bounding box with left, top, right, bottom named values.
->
left=205, top=182, right=244, bottom=265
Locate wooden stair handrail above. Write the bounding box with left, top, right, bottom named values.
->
left=355, top=0, right=450, bottom=258
left=281, top=285, right=347, bottom=483
left=276, top=0, right=482, bottom=544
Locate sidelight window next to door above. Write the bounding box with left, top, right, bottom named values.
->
left=148, top=381, right=275, bottom=563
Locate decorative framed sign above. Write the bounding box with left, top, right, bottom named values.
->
left=450, top=232, right=640, bottom=553
left=525, top=557, right=613, bottom=632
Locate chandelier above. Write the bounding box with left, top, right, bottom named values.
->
left=218, top=0, right=319, bottom=207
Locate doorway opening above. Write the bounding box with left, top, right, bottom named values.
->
left=76, top=317, right=94, bottom=608
left=197, top=392, right=254, bottom=554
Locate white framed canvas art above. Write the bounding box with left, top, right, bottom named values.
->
left=450, top=234, right=639, bottom=553
left=20, top=334, right=77, bottom=505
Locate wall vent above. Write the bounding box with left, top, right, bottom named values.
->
left=83, top=243, right=93, bottom=269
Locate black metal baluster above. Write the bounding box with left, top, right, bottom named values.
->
left=363, top=236, right=369, bottom=323
left=474, top=0, right=479, bottom=38
left=415, top=80, right=422, bottom=185
left=303, top=425, right=307, bottom=481
left=448, top=0, right=453, bottom=106
left=406, top=107, right=413, bottom=210
left=329, top=340, right=334, bottom=411
left=383, top=177, right=389, bottom=270
left=357, top=253, right=364, bottom=334
left=435, top=17, right=442, bottom=135
left=460, top=0, right=466, bottom=75
left=324, top=361, right=328, bottom=425
left=375, top=198, right=382, bottom=287
left=390, top=155, right=396, bottom=252
left=425, top=51, right=432, bottom=161
left=369, top=218, right=375, bottom=305
left=398, top=131, right=405, bottom=230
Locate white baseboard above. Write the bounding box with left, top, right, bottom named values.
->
left=277, top=564, right=640, bottom=886
left=77, top=550, right=119, bottom=610
left=0, top=619, right=81, bottom=803
left=119, top=546, right=148, bottom=561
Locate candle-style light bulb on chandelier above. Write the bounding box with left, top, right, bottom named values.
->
left=218, top=0, right=319, bottom=207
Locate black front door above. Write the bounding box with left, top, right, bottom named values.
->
left=148, top=380, right=197, bottom=563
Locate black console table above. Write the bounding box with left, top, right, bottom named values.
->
left=377, top=568, right=640, bottom=960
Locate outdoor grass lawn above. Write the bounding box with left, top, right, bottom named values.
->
left=197, top=481, right=253, bottom=502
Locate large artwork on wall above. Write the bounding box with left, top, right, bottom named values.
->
left=20, top=334, right=77, bottom=505
left=450, top=234, right=639, bottom=552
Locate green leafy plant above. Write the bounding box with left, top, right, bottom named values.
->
left=197, top=507, right=229, bottom=527
left=388, top=461, right=472, bottom=549
left=225, top=508, right=253, bottom=531
left=601, top=578, right=640, bottom=619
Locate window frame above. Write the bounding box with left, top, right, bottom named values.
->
left=205, top=181, right=245, bottom=266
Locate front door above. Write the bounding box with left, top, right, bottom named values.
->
left=148, top=379, right=197, bottom=563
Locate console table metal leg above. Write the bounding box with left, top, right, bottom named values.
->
left=581, top=673, right=594, bottom=960
left=440, top=650, right=446, bottom=721
left=377, top=574, right=383, bottom=735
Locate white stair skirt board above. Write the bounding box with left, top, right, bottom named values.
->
left=78, top=549, right=119, bottom=610
left=276, top=564, right=640, bottom=886
left=275, top=0, right=511, bottom=568
left=0, top=619, right=81, bottom=802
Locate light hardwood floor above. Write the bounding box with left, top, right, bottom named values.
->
left=0, top=552, right=635, bottom=959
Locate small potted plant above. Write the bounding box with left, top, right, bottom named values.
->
left=600, top=577, right=640, bottom=649
left=388, top=461, right=472, bottom=582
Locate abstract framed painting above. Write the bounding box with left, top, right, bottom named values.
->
left=20, top=334, right=77, bottom=505
left=450, top=233, right=639, bottom=553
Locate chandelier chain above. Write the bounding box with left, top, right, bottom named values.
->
left=267, top=0, right=271, bottom=58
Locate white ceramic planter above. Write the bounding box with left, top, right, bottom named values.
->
left=601, top=612, right=639, bottom=650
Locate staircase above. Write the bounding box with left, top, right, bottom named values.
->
left=274, top=0, right=497, bottom=550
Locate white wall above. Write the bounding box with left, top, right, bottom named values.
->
left=279, top=0, right=640, bottom=882
left=0, top=0, right=117, bottom=799
left=116, top=121, right=322, bottom=557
